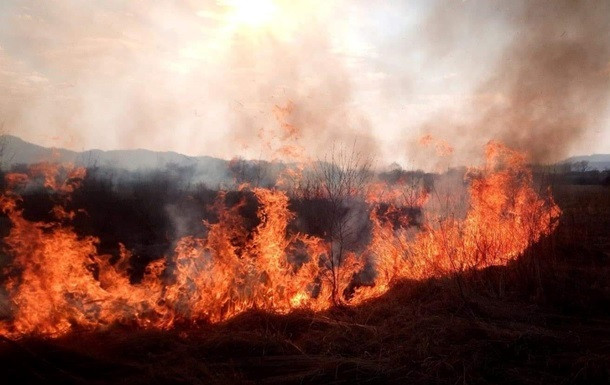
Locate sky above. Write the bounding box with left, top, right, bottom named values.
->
left=0, top=0, right=609, bottom=169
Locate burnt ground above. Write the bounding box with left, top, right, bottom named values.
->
left=0, top=184, right=609, bottom=384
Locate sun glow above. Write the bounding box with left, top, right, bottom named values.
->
left=220, top=0, right=278, bottom=28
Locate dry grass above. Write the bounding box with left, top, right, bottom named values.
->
left=0, top=184, right=609, bottom=384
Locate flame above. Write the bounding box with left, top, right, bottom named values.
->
left=0, top=142, right=560, bottom=338
left=419, top=134, right=454, bottom=157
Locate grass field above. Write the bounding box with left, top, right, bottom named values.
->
left=0, top=182, right=608, bottom=384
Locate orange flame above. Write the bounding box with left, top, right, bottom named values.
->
left=0, top=143, right=560, bottom=338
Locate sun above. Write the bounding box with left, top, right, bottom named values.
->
left=219, top=0, right=278, bottom=28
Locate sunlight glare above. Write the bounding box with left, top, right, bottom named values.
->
left=219, top=0, right=278, bottom=28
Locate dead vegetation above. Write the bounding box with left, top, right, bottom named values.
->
left=0, top=181, right=608, bottom=384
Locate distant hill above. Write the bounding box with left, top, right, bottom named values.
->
left=1, top=135, right=608, bottom=186
left=0, top=135, right=236, bottom=187
left=562, top=154, right=610, bottom=171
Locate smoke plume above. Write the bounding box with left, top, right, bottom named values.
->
left=418, top=0, right=610, bottom=164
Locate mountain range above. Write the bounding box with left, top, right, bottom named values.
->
left=561, top=154, right=610, bottom=171
left=0, top=135, right=234, bottom=186
left=1, top=135, right=609, bottom=185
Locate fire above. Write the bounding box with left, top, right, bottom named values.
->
left=0, top=143, right=560, bottom=338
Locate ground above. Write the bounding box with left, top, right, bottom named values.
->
left=0, top=184, right=608, bottom=384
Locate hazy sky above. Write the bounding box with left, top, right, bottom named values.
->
left=1, top=0, right=609, bottom=168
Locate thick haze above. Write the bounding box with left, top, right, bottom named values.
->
left=1, top=0, right=609, bottom=169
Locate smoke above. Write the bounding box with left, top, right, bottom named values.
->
left=417, top=0, right=610, bottom=164
left=1, top=1, right=609, bottom=168
left=0, top=0, right=380, bottom=162
left=222, top=2, right=380, bottom=162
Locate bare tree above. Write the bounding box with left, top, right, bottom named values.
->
left=310, top=143, right=372, bottom=303
left=0, top=122, right=12, bottom=171
left=228, top=157, right=271, bottom=188
left=571, top=160, right=589, bottom=173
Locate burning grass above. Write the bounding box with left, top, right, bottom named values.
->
left=1, top=242, right=609, bottom=384
left=0, top=143, right=607, bottom=384
left=0, top=143, right=560, bottom=337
